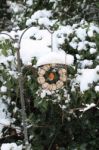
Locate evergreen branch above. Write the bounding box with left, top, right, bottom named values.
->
left=96, top=99, right=99, bottom=105
left=0, top=134, right=24, bottom=144
left=48, top=125, right=62, bottom=150
left=30, top=123, right=52, bottom=128
left=48, top=133, right=57, bottom=150
left=69, top=104, right=99, bottom=114
left=0, top=123, right=21, bottom=132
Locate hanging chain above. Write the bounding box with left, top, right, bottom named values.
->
left=43, top=26, right=54, bottom=52
left=51, top=31, right=54, bottom=52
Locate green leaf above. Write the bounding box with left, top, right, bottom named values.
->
left=96, top=3, right=99, bottom=8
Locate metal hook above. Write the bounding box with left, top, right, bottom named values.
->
left=0, top=32, right=14, bottom=41
left=0, top=25, right=55, bottom=53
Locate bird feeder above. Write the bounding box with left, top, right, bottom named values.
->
left=37, top=51, right=67, bottom=91
left=37, top=64, right=67, bottom=91
left=36, top=28, right=68, bottom=91
left=36, top=27, right=70, bottom=91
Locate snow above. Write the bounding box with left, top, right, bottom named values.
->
left=26, top=0, right=33, bottom=6
left=26, top=9, right=53, bottom=26
left=88, top=23, right=99, bottom=37
left=20, top=27, right=74, bottom=65
left=0, top=55, right=15, bottom=68
left=9, top=2, right=25, bottom=13
left=86, top=41, right=96, bottom=48
left=20, top=38, right=50, bottom=64
left=1, top=143, right=22, bottom=150
left=87, top=30, right=94, bottom=37
left=0, top=86, right=7, bottom=93
left=20, top=29, right=51, bottom=64
left=95, top=86, right=99, bottom=92
left=0, top=14, right=99, bottom=95
left=80, top=103, right=96, bottom=112
left=58, top=25, right=73, bottom=37
left=59, top=104, right=66, bottom=110
left=40, top=90, right=53, bottom=98
left=38, top=17, right=52, bottom=27
left=41, top=91, right=46, bottom=98
left=96, top=65, right=99, bottom=72
left=90, top=48, right=97, bottom=54
left=76, top=27, right=87, bottom=41
left=76, top=54, right=80, bottom=59
left=70, top=41, right=77, bottom=49
left=77, top=41, right=87, bottom=51
left=31, top=9, right=52, bottom=20
left=26, top=9, right=56, bottom=27
left=0, top=98, right=10, bottom=137
left=26, top=18, right=33, bottom=26
left=77, top=68, right=99, bottom=92
left=50, top=0, right=56, bottom=2
left=19, top=24, right=76, bottom=66
left=80, top=60, right=93, bottom=68
left=97, top=55, right=99, bottom=60
left=0, top=32, right=11, bottom=41
left=36, top=51, right=74, bottom=67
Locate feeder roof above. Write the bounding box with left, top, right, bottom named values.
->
left=36, top=51, right=74, bottom=67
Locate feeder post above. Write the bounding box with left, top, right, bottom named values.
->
left=0, top=32, right=30, bottom=150
left=14, top=33, right=31, bottom=150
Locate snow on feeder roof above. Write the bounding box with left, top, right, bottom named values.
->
left=36, top=51, right=74, bottom=67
